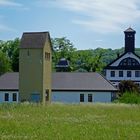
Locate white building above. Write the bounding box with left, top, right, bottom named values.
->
left=0, top=72, right=117, bottom=103
left=0, top=73, right=19, bottom=103
left=105, top=27, right=140, bottom=87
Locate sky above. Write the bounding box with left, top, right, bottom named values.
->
left=1, top=0, right=140, bottom=50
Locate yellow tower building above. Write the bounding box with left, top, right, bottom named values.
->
left=19, top=32, right=52, bottom=103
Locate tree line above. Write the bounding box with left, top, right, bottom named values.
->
left=1, top=37, right=140, bottom=75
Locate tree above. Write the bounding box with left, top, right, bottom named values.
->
left=0, top=51, right=11, bottom=75
left=0, top=38, right=20, bottom=72
left=51, top=37, right=76, bottom=71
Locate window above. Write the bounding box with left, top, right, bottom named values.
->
left=119, top=58, right=140, bottom=66
left=45, top=52, right=50, bottom=60
left=119, top=71, right=123, bottom=77
left=4, top=93, right=9, bottom=101
left=135, top=71, right=140, bottom=77
left=111, top=92, right=116, bottom=101
left=127, top=71, right=131, bottom=77
left=88, top=94, right=92, bottom=102
left=80, top=94, right=84, bottom=102
left=46, top=89, right=49, bottom=101
left=110, top=71, right=115, bottom=77
left=13, top=93, right=17, bottom=101
left=27, top=50, right=30, bottom=56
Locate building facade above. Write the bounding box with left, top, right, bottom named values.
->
left=0, top=72, right=117, bottom=103
left=105, top=27, right=140, bottom=87
left=19, top=32, right=52, bottom=103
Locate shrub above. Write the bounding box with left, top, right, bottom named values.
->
left=118, top=80, right=140, bottom=96
left=117, top=91, right=140, bottom=104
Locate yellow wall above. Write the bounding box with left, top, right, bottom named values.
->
left=19, top=40, right=52, bottom=103
left=42, top=41, right=52, bottom=103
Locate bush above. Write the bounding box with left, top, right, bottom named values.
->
left=118, top=80, right=140, bottom=96
left=117, top=92, right=140, bottom=104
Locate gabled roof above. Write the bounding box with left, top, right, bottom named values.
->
left=0, top=73, right=18, bottom=90
left=124, top=27, right=136, bottom=33
left=56, top=58, right=69, bottom=68
left=0, top=72, right=117, bottom=92
left=20, top=32, right=51, bottom=49
left=104, top=52, right=140, bottom=69
left=104, top=52, right=126, bottom=69
left=52, top=72, right=117, bottom=91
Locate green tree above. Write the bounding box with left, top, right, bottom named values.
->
left=0, top=51, right=11, bottom=75
left=51, top=37, right=76, bottom=71
left=0, top=38, right=20, bottom=72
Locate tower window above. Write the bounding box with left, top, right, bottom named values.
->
left=110, top=71, right=115, bottom=77
left=45, top=52, right=50, bottom=61
left=27, top=50, right=30, bottom=56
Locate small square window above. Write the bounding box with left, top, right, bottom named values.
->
left=119, top=71, right=123, bottom=77
left=110, top=71, right=115, bottom=77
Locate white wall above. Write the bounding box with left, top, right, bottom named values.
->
left=106, top=70, right=140, bottom=81
left=106, top=69, right=140, bottom=87
left=0, top=91, right=19, bottom=103
left=52, top=91, right=112, bottom=103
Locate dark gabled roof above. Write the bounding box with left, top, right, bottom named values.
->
left=0, top=72, right=117, bottom=92
left=56, top=58, right=69, bottom=68
left=0, top=72, right=18, bottom=90
left=20, top=32, right=51, bottom=49
left=124, top=27, right=136, bottom=33
left=104, top=52, right=126, bottom=69
left=104, top=52, right=140, bottom=69
left=52, top=72, right=117, bottom=91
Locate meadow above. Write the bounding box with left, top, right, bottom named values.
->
left=0, top=103, right=140, bottom=140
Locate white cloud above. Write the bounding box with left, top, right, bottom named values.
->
left=0, top=0, right=22, bottom=7
left=46, top=0, right=140, bottom=33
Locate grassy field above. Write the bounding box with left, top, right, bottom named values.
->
left=0, top=103, right=140, bottom=140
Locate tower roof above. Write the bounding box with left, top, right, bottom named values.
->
left=20, top=32, right=51, bottom=48
left=124, top=27, right=136, bottom=33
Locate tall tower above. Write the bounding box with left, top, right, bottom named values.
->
left=124, top=27, right=136, bottom=53
left=19, top=32, right=52, bottom=103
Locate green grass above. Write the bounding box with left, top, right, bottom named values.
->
left=0, top=103, right=140, bottom=140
